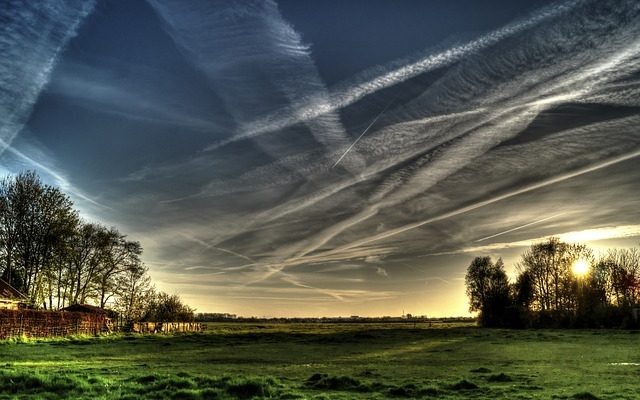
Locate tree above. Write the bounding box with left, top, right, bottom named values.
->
left=465, top=257, right=511, bottom=326
left=518, top=237, right=592, bottom=313
left=0, top=171, right=78, bottom=305
left=143, top=292, right=195, bottom=322
left=67, top=223, right=112, bottom=305
left=93, top=229, right=142, bottom=309
left=595, top=248, right=640, bottom=308
left=513, top=270, right=534, bottom=309
left=0, top=171, right=173, bottom=317
left=113, top=263, right=154, bottom=322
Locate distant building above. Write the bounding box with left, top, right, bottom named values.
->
left=0, top=278, right=27, bottom=310
left=195, top=313, right=237, bottom=322
left=61, top=303, right=107, bottom=314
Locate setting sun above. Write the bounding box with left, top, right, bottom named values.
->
left=572, top=258, right=591, bottom=277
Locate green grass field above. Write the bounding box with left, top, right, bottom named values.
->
left=1, top=322, right=639, bottom=399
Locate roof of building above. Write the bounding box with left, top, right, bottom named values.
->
left=61, top=304, right=107, bottom=314
left=0, top=278, right=27, bottom=300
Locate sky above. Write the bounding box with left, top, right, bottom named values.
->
left=2, top=0, right=640, bottom=317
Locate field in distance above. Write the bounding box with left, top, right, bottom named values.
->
left=1, top=322, right=638, bottom=399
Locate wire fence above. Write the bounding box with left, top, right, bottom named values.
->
left=0, top=309, right=105, bottom=339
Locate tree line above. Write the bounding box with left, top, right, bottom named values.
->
left=465, top=237, right=640, bottom=328
left=0, top=171, right=193, bottom=322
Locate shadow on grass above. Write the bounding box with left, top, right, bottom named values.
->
left=0, top=370, right=96, bottom=398
left=128, top=373, right=292, bottom=399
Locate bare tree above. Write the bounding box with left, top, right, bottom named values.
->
left=596, top=247, right=640, bottom=308
left=94, top=229, right=142, bottom=308
left=0, top=171, right=78, bottom=306
left=518, top=237, right=592, bottom=312
left=114, top=263, right=154, bottom=322
left=0, top=171, right=192, bottom=319
left=66, top=223, right=111, bottom=305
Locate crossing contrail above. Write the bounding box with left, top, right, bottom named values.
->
left=330, top=148, right=640, bottom=253
left=332, top=98, right=395, bottom=168
left=474, top=213, right=567, bottom=242
left=215, top=0, right=582, bottom=148
left=0, top=0, right=96, bottom=155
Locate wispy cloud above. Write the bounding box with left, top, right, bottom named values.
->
left=147, top=0, right=365, bottom=172
left=332, top=98, right=395, bottom=168
left=47, top=60, right=228, bottom=133
left=376, top=267, right=388, bottom=277
left=475, top=213, right=567, bottom=242
left=451, top=225, right=640, bottom=255
left=118, top=0, right=640, bottom=298
left=0, top=0, right=96, bottom=154
left=0, top=135, right=110, bottom=211
left=11, top=0, right=640, bottom=316
left=335, top=149, right=640, bottom=253
left=255, top=0, right=640, bottom=263
left=217, top=0, right=582, bottom=148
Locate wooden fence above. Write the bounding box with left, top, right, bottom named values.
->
left=0, top=309, right=204, bottom=339
left=129, top=321, right=204, bottom=334
left=0, top=309, right=106, bottom=339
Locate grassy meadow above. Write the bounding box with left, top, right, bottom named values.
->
left=1, top=322, right=639, bottom=399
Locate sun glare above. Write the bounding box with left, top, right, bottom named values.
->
left=572, top=258, right=590, bottom=277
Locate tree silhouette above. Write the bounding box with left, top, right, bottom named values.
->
left=0, top=171, right=191, bottom=322
left=0, top=171, right=77, bottom=305
left=465, top=256, right=511, bottom=326
left=466, top=238, right=640, bottom=328
left=518, top=237, right=592, bottom=313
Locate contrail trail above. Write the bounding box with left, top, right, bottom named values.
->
left=218, top=0, right=582, bottom=148
left=1, top=140, right=110, bottom=209
left=434, top=224, right=640, bottom=256
left=148, top=0, right=365, bottom=172
left=332, top=148, right=640, bottom=252
left=211, top=247, right=256, bottom=264
left=332, top=98, right=395, bottom=168
left=277, top=25, right=640, bottom=262
left=177, top=232, right=256, bottom=263
left=474, top=213, right=567, bottom=242
left=262, top=148, right=636, bottom=270
left=0, top=1, right=96, bottom=154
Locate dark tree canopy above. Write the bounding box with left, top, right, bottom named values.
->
left=465, top=256, right=511, bottom=327
left=143, top=292, right=195, bottom=322
left=465, top=237, right=640, bottom=328
left=0, top=171, right=194, bottom=323
left=0, top=171, right=78, bottom=303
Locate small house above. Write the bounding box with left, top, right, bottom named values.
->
left=0, top=278, right=27, bottom=310
left=61, top=303, right=107, bottom=314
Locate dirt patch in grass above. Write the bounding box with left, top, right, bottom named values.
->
left=572, top=392, right=602, bottom=400
left=449, top=379, right=479, bottom=390
left=305, top=373, right=370, bottom=392
left=387, top=383, right=441, bottom=398
left=487, top=373, right=513, bottom=382
left=130, top=373, right=286, bottom=399
left=135, top=375, right=158, bottom=384
left=227, top=378, right=278, bottom=399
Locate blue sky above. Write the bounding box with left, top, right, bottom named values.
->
left=2, top=0, right=640, bottom=317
